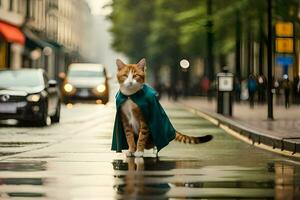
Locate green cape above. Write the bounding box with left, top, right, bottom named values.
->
left=111, top=84, right=176, bottom=152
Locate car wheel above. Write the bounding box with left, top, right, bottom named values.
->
left=37, top=103, right=48, bottom=127
left=18, top=120, right=29, bottom=127
left=51, top=100, right=61, bottom=123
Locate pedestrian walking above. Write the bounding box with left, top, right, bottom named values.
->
left=273, top=78, right=281, bottom=105
left=282, top=75, right=292, bottom=108
left=293, top=76, right=300, bottom=104
left=247, top=74, right=257, bottom=108
left=297, top=78, right=300, bottom=104
left=240, top=79, right=249, bottom=101
left=201, top=76, right=210, bottom=96
left=234, top=78, right=241, bottom=102
left=257, top=74, right=267, bottom=104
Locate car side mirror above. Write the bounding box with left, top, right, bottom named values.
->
left=48, top=80, right=57, bottom=88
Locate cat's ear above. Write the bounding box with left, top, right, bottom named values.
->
left=137, top=58, right=146, bottom=71
left=116, top=59, right=126, bottom=70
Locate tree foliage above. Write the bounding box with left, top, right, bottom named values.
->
left=108, top=0, right=300, bottom=80
left=108, top=0, right=154, bottom=63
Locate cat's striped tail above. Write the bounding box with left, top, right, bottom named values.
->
left=175, top=131, right=213, bottom=144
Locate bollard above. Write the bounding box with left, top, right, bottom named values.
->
left=217, top=67, right=234, bottom=116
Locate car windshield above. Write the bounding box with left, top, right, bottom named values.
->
left=0, top=70, right=43, bottom=89
left=68, top=70, right=104, bottom=78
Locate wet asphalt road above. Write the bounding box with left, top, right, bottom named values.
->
left=0, top=101, right=299, bottom=199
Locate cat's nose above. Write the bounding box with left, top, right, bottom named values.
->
left=129, top=82, right=133, bottom=86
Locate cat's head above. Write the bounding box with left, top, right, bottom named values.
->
left=116, top=58, right=146, bottom=96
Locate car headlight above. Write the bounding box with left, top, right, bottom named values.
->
left=96, top=84, right=106, bottom=93
left=27, top=94, right=41, bottom=102
left=64, top=83, right=73, bottom=93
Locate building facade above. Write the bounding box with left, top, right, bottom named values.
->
left=0, top=0, right=90, bottom=79
left=0, top=0, right=26, bottom=69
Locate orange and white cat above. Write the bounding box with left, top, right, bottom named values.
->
left=116, top=58, right=213, bottom=157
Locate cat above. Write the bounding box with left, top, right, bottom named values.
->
left=116, top=58, right=213, bottom=157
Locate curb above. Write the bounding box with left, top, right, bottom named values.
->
left=178, top=102, right=300, bottom=159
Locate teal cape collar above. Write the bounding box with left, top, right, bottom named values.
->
left=111, top=84, right=176, bottom=152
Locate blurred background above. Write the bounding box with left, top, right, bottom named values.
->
left=107, top=0, right=300, bottom=106
left=1, top=1, right=300, bottom=199
left=0, top=0, right=124, bottom=80
left=1, top=0, right=300, bottom=105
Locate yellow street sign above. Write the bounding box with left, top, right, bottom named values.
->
left=276, top=38, right=294, bottom=53
left=276, top=22, right=293, bottom=37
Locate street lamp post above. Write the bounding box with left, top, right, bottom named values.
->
left=180, top=59, right=190, bottom=97
left=206, top=0, right=214, bottom=82
left=267, top=0, right=274, bottom=120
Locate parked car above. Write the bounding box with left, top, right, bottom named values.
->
left=61, top=63, right=110, bottom=104
left=0, top=69, right=61, bottom=126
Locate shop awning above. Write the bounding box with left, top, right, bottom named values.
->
left=23, top=28, right=55, bottom=50
left=0, top=21, right=25, bottom=45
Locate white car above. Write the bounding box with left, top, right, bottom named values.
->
left=61, top=63, right=110, bottom=104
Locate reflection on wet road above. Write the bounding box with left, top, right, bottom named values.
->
left=113, top=158, right=295, bottom=199
left=0, top=102, right=299, bottom=199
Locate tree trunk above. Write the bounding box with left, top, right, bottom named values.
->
left=205, top=0, right=214, bottom=82
left=258, top=14, right=264, bottom=75
left=235, top=10, right=241, bottom=80
left=246, top=18, right=253, bottom=76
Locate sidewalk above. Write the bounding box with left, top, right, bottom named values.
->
left=177, top=97, right=300, bottom=156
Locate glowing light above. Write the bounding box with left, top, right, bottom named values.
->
left=180, top=59, right=190, bottom=69
left=96, top=84, right=106, bottom=93
left=64, top=83, right=73, bottom=92
left=27, top=94, right=40, bottom=102
left=96, top=99, right=102, bottom=104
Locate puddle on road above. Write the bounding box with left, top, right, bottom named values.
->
left=0, top=106, right=300, bottom=199
left=0, top=161, right=47, bottom=199
left=112, top=158, right=300, bottom=199
left=1, top=157, right=297, bottom=199
left=0, top=161, right=46, bottom=172
left=0, top=142, right=47, bottom=148
left=0, top=152, right=17, bottom=157
left=0, top=158, right=297, bottom=199
left=0, top=178, right=43, bottom=185
left=0, top=178, right=45, bottom=198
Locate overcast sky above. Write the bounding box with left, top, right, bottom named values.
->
left=85, top=0, right=112, bottom=16
left=83, top=0, right=127, bottom=76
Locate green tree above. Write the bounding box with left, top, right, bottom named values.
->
left=108, top=0, right=154, bottom=63
left=108, top=0, right=300, bottom=90
left=147, top=0, right=184, bottom=84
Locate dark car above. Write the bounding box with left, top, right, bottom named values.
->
left=0, top=69, right=61, bottom=126
left=61, top=63, right=110, bottom=104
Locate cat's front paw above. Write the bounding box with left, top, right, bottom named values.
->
left=126, top=151, right=135, bottom=157
left=134, top=151, right=144, bottom=157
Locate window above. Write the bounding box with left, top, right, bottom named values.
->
left=9, top=0, right=12, bottom=11
left=0, top=70, right=44, bottom=88
left=17, top=0, right=23, bottom=14
left=30, top=0, right=35, bottom=19
left=68, top=70, right=104, bottom=78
